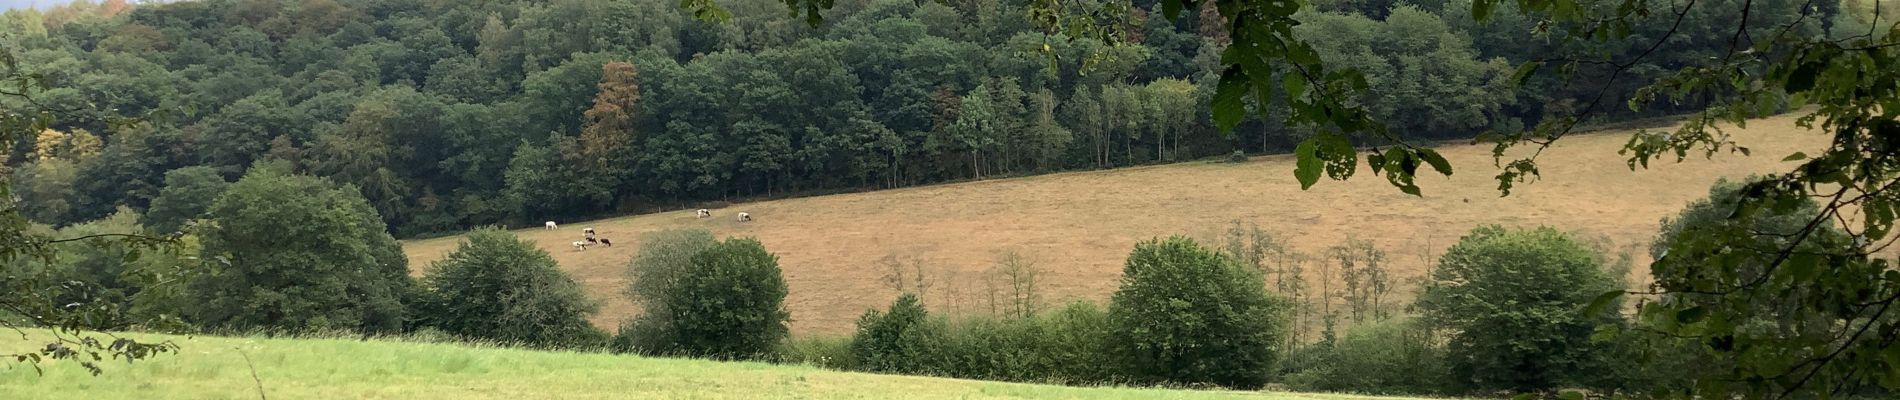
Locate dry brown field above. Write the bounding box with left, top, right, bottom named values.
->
left=403, top=113, right=1829, bottom=336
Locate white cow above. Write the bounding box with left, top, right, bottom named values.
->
left=696, top=209, right=711, bottom=218
left=737, top=212, right=752, bottom=222
left=572, top=241, right=589, bottom=251
left=545, top=221, right=558, bottom=230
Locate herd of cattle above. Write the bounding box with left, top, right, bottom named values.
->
left=545, top=208, right=752, bottom=251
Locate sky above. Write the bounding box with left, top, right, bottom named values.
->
left=0, top=0, right=53, bottom=11
left=1, top=1, right=169, bottom=12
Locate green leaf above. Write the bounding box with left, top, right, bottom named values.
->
left=1784, top=61, right=1821, bottom=92
left=1511, top=61, right=1543, bottom=87
left=1282, top=73, right=1306, bottom=104
left=1590, top=324, right=1622, bottom=343
left=1473, top=0, right=1496, bottom=22
left=122, top=249, right=140, bottom=263
left=1419, top=149, right=1453, bottom=176
left=1383, top=148, right=1407, bottom=175
left=1287, top=43, right=1321, bottom=67
left=1584, top=290, right=1623, bottom=316
left=1212, top=67, right=1249, bottom=134
left=1675, top=306, right=1707, bottom=323
left=1782, top=151, right=1807, bottom=161
left=1295, top=139, right=1322, bottom=190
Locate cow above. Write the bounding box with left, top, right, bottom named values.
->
left=737, top=212, right=752, bottom=222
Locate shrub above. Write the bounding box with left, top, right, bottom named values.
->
left=846, top=297, right=1115, bottom=384
left=615, top=228, right=718, bottom=354
left=419, top=227, right=601, bottom=348
left=1633, top=177, right=1872, bottom=397
left=657, top=237, right=788, bottom=359
left=186, top=170, right=414, bottom=334
left=1108, top=236, right=1291, bottom=389
left=852, top=293, right=931, bottom=373
left=916, top=302, right=1116, bottom=384
left=1281, top=318, right=1448, bottom=395
left=1227, top=150, right=1248, bottom=163
left=1416, top=225, right=1621, bottom=394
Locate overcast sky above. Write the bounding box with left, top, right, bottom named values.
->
left=0, top=0, right=54, bottom=11
left=1, top=1, right=171, bottom=12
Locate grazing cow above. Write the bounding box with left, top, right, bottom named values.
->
left=545, top=221, right=558, bottom=230
left=696, top=209, right=711, bottom=218
left=572, top=241, right=589, bottom=251
left=583, top=228, right=596, bottom=240
left=737, top=212, right=752, bottom=222
left=598, top=238, right=613, bottom=247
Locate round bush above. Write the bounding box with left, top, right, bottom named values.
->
left=421, top=227, right=599, bottom=347
left=662, top=237, right=788, bottom=359
left=851, top=293, right=930, bottom=373
left=616, top=228, right=718, bottom=354
left=1108, top=236, right=1291, bottom=389
left=1416, top=225, right=1620, bottom=393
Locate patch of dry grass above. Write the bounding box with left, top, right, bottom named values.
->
left=403, top=114, right=1828, bottom=335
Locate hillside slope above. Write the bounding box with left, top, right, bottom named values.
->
left=0, top=330, right=1426, bottom=400
left=404, top=114, right=1829, bottom=335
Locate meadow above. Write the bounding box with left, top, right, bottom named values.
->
left=403, top=114, right=1830, bottom=335
left=0, top=330, right=1433, bottom=400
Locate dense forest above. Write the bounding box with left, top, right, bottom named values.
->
left=2, top=0, right=1870, bottom=236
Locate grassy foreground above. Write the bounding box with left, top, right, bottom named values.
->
left=1, top=330, right=1424, bottom=400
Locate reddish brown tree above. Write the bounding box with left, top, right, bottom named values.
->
left=578, top=61, right=641, bottom=168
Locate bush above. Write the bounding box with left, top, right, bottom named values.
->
left=1416, top=225, right=1622, bottom=394
left=654, top=237, right=788, bottom=359
left=1227, top=150, right=1248, bottom=163
left=918, top=303, right=1116, bottom=384
left=419, top=227, right=601, bottom=348
left=851, top=293, right=931, bottom=372
left=1281, top=318, right=1449, bottom=395
left=186, top=170, right=415, bottom=334
left=1633, top=177, right=1873, bottom=397
left=1108, top=236, right=1291, bottom=389
left=846, top=296, right=1117, bottom=384
left=615, top=228, right=717, bottom=354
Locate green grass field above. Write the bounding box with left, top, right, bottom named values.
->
left=0, top=330, right=1431, bottom=400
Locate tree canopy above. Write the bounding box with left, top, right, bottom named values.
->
left=185, top=169, right=413, bottom=333
left=3, top=0, right=1793, bottom=236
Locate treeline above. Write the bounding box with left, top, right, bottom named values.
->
left=3, top=0, right=1859, bottom=236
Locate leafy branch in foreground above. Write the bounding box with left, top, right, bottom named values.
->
left=2, top=50, right=185, bottom=375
